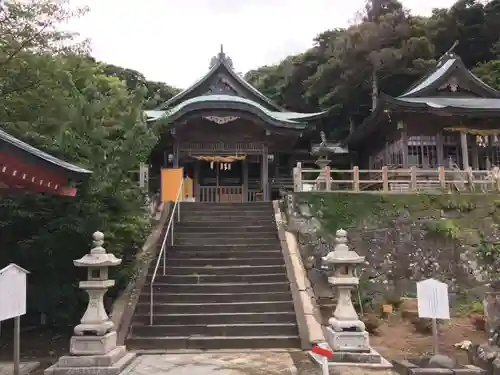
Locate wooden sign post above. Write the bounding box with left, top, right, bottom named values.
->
left=417, top=278, right=450, bottom=354
left=0, top=264, right=29, bottom=375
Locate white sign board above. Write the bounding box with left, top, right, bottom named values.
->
left=417, top=278, right=450, bottom=319
left=0, top=264, right=28, bottom=322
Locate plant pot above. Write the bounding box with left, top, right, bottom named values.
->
left=469, top=313, right=486, bottom=331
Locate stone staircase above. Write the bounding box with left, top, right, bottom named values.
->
left=127, top=202, right=300, bottom=350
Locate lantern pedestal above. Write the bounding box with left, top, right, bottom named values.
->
left=45, top=232, right=136, bottom=375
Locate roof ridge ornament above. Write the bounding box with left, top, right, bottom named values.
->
left=209, top=44, right=234, bottom=70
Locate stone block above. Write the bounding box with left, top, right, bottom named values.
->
left=392, top=357, right=484, bottom=375
left=70, top=332, right=117, bottom=356
left=308, top=342, right=392, bottom=369
left=44, top=352, right=136, bottom=375
left=409, top=369, right=453, bottom=375
left=453, top=365, right=486, bottom=374
left=56, top=347, right=127, bottom=368
left=392, top=359, right=419, bottom=375
left=324, top=327, right=370, bottom=352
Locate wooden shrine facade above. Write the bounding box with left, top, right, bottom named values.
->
left=0, top=128, right=92, bottom=196
left=345, top=51, right=500, bottom=174
left=146, top=46, right=329, bottom=202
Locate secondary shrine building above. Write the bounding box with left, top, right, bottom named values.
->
left=146, top=47, right=330, bottom=202
left=345, top=51, right=500, bottom=171
left=0, top=128, right=91, bottom=196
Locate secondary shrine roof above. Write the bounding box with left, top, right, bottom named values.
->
left=0, top=128, right=92, bottom=195
left=345, top=50, right=500, bottom=146
left=146, top=45, right=330, bottom=131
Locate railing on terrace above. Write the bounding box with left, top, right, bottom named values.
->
left=149, top=178, right=184, bottom=325
left=293, top=164, right=500, bottom=193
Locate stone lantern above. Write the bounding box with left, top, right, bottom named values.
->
left=45, top=232, right=136, bottom=375
left=323, top=229, right=369, bottom=352
left=311, top=131, right=332, bottom=191
left=309, top=229, right=390, bottom=368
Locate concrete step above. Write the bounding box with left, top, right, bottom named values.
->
left=181, top=202, right=272, bottom=210
left=149, top=282, right=291, bottom=294
left=154, top=265, right=286, bottom=275
left=133, top=311, right=297, bottom=325
left=130, top=323, right=298, bottom=337
left=166, top=257, right=285, bottom=266
left=174, top=237, right=280, bottom=246
left=174, top=231, right=278, bottom=239
left=175, top=225, right=275, bottom=233
left=165, top=249, right=282, bottom=258
left=168, top=244, right=281, bottom=252
left=177, top=220, right=275, bottom=227
left=180, top=218, right=275, bottom=224
left=127, top=335, right=300, bottom=350
left=135, top=300, right=294, bottom=314
left=138, top=291, right=293, bottom=303
left=147, top=273, right=288, bottom=284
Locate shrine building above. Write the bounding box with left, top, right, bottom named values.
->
left=145, top=46, right=333, bottom=202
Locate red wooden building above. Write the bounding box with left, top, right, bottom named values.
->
left=0, top=128, right=92, bottom=196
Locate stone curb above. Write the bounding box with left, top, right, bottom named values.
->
left=272, top=200, right=325, bottom=349
left=111, top=202, right=171, bottom=345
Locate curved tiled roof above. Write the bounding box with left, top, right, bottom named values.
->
left=0, top=128, right=92, bottom=177
left=145, top=95, right=328, bottom=130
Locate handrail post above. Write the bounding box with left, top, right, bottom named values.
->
left=325, top=166, right=331, bottom=191
left=438, top=166, right=445, bottom=190
left=410, top=166, right=417, bottom=191
left=353, top=166, right=360, bottom=192
left=382, top=166, right=389, bottom=192
left=293, top=162, right=302, bottom=192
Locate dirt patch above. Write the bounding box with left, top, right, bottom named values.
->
left=371, top=316, right=486, bottom=363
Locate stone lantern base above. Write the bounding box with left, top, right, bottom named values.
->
left=308, top=342, right=392, bottom=369
left=44, top=332, right=136, bottom=375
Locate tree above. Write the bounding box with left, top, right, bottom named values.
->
left=0, top=0, right=157, bottom=326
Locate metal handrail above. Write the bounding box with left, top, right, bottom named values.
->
left=149, top=179, right=184, bottom=325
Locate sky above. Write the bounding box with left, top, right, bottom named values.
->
left=68, top=0, right=456, bottom=89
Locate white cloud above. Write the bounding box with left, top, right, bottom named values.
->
left=68, top=0, right=456, bottom=88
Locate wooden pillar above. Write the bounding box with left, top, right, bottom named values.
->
left=460, top=131, right=469, bottom=170
left=471, top=136, right=479, bottom=170
left=261, top=145, right=269, bottom=201
left=173, top=141, right=179, bottom=168
left=194, top=160, right=200, bottom=200
left=401, top=124, right=409, bottom=168
left=242, top=159, right=248, bottom=202
left=436, top=132, right=444, bottom=167
left=163, top=151, right=168, bottom=168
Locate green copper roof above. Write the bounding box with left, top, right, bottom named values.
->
left=400, top=52, right=500, bottom=98
left=158, top=47, right=284, bottom=112
left=386, top=96, right=500, bottom=111
left=0, top=128, right=92, bottom=179
left=145, top=94, right=328, bottom=130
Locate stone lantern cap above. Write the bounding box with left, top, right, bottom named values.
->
left=74, top=231, right=121, bottom=268
left=323, top=229, right=364, bottom=264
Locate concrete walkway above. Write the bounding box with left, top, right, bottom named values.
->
left=120, top=352, right=396, bottom=375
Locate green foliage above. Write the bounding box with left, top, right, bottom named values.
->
left=245, top=0, right=500, bottom=140
left=426, top=219, right=460, bottom=239
left=0, top=0, right=157, bottom=327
